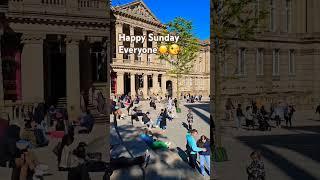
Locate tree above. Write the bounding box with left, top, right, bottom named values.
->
left=212, top=0, right=268, bottom=156
left=159, top=17, right=200, bottom=108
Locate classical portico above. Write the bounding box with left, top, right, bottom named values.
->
left=111, top=1, right=175, bottom=99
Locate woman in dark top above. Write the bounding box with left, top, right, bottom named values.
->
left=197, top=135, right=210, bottom=176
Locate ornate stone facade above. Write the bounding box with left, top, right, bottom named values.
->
left=111, top=0, right=210, bottom=99
left=0, top=0, right=111, bottom=120
left=211, top=0, right=320, bottom=114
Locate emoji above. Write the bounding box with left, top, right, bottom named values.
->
left=159, top=45, right=168, bottom=54
left=169, top=44, right=180, bottom=55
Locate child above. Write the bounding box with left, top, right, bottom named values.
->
left=187, top=109, right=194, bottom=130
left=247, top=151, right=265, bottom=180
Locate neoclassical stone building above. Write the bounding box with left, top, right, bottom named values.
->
left=0, top=0, right=111, bottom=120
left=179, top=40, right=210, bottom=97
left=111, top=0, right=210, bottom=99
left=211, top=0, right=320, bottom=113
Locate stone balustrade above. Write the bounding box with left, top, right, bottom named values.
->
left=1, top=101, right=38, bottom=122
left=78, top=0, right=100, bottom=8
left=41, top=0, right=66, bottom=6
left=8, top=0, right=109, bottom=13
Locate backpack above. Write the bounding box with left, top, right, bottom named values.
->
left=34, top=129, right=48, bottom=147
left=186, top=143, right=192, bottom=154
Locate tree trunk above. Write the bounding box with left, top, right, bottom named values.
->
left=176, top=74, right=180, bottom=107
left=213, top=0, right=222, bottom=147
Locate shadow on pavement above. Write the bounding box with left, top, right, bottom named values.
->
left=237, top=132, right=320, bottom=180
left=282, top=125, right=320, bottom=134
left=177, top=147, right=189, bottom=163
left=185, top=104, right=210, bottom=125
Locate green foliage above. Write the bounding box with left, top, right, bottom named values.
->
left=159, top=17, right=200, bottom=78
left=213, top=0, right=268, bottom=49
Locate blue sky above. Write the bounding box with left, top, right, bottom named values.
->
left=112, top=0, right=210, bottom=40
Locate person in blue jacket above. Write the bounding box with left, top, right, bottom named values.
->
left=186, top=129, right=206, bottom=169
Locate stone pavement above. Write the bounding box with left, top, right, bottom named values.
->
left=215, top=111, right=320, bottom=180
left=110, top=100, right=211, bottom=180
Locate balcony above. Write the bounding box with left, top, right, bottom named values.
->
left=8, top=0, right=109, bottom=18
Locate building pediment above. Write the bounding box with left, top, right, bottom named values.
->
left=113, top=0, right=162, bottom=26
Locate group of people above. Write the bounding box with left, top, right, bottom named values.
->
left=111, top=93, right=211, bottom=177
left=226, top=98, right=296, bottom=131
left=184, top=94, right=203, bottom=103
left=186, top=129, right=211, bottom=177
left=0, top=102, right=55, bottom=180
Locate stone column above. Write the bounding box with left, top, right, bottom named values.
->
left=21, top=34, right=45, bottom=103
left=0, top=29, right=3, bottom=105
left=143, top=73, right=148, bottom=99
left=130, top=25, right=135, bottom=64
left=161, top=74, right=167, bottom=96
left=152, top=73, right=159, bottom=94
left=115, top=22, right=123, bottom=61
left=130, top=73, right=136, bottom=97
left=152, top=36, right=157, bottom=65
left=142, top=29, right=148, bottom=65
left=65, top=35, right=82, bottom=120
left=116, top=71, right=124, bottom=95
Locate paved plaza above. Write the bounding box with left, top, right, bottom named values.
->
left=110, top=100, right=211, bottom=180
left=215, top=111, right=320, bottom=180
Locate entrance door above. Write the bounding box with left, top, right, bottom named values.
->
left=124, top=73, right=131, bottom=95
left=166, top=80, right=173, bottom=97
left=44, top=39, right=66, bottom=106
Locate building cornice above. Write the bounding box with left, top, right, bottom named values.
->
left=6, top=14, right=111, bottom=29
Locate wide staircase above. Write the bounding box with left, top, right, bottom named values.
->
left=56, top=97, right=67, bottom=109
left=56, top=96, right=109, bottom=125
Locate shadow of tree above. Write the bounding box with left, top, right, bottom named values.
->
left=237, top=132, right=320, bottom=180
left=185, top=104, right=210, bottom=125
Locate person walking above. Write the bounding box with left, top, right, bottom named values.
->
left=286, top=105, right=295, bottom=127
left=197, top=135, right=211, bottom=176
left=225, top=98, right=234, bottom=121
left=236, top=104, right=244, bottom=130
left=274, top=102, right=283, bottom=128
left=246, top=151, right=265, bottom=180
left=187, top=109, right=194, bottom=130
left=186, top=129, right=206, bottom=169
left=245, top=106, right=254, bottom=129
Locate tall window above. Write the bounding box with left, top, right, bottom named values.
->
left=147, top=55, right=151, bottom=65
left=270, top=0, right=275, bottom=32
left=237, top=48, right=246, bottom=75
left=289, top=49, right=295, bottom=74
left=256, top=49, right=264, bottom=75
left=285, top=0, right=292, bottom=32
left=272, top=49, right=280, bottom=76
